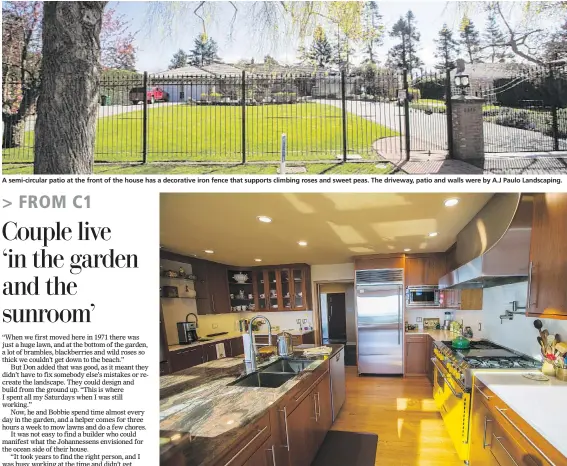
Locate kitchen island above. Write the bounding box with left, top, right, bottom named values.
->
left=160, top=344, right=343, bottom=466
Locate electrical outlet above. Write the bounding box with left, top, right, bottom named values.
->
left=478, top=323, right=482, bottom=332
left=302, top=319, right=307, bottom=324
left=296, top=319, right=301, bottom=325
left=416, top=317, right=422, bottom=322
left=212, top=323, right=218, bottom=329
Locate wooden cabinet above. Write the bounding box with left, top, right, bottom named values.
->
left=202, top=342, right=219, bottom=363
left=227, top=337, right=245, bottom=357
left=469, top=379, right=565, bottom=466
left=287, top=388, right=318, bottom=466
left=254, top=331, right=315, bottom=347
left=355, top=254, right=405, bottom=271
left=313, top=371, right=332, bottom=450
left=169, top=346, right=203, bottom=372
left=470, top=384, right=497, bottom=466
left=404, top=334, right=428, bottom=376
left=192, top=259, right=230, bottom=314
left=254, top=265, right=312, bottom=312
left=405, top=254, right=447, bottom=286
left=527, top=193, right=567, bottom=320
left=244, top=436, right=276, bottom=466
left=461, top=289, right=483, bottom=310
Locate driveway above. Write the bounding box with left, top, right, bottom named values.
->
left=325, top=99, right=566, bottom=154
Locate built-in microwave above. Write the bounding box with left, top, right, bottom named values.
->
left=406, top=285, right=442, bottom=307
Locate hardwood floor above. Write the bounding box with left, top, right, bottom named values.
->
left=331, top=367, right=463, bottom=466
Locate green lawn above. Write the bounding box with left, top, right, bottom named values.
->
left=2, top=103, right=398, bottom=164
left=2, top=162, right=394, bottom=175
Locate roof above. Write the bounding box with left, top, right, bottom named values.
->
left=200, top=63, right=243, bottom=76
left=151, top=65, right=212, bottom=78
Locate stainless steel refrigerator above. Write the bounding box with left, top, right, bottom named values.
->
left=355, top=269, right=404, bottom=375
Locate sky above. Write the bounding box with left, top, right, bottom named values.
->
left=111, top=1, right=557, bottom=72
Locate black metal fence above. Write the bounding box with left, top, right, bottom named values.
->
left=475, top=64, right=567, bottom=153
left=2, top=70, right=405, bottom=164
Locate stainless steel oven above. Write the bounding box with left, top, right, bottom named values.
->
left=406, top=285, right=441, bottom=307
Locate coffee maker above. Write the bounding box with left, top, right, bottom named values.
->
left=177, top=321, right=198, bottom=344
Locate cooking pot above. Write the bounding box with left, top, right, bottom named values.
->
left=277, top=332, right=294, bottom=357
left=452, top=335, right=471, bottom=349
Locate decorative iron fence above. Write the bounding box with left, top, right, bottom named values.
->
left=2, top=70, right=405, bottom=164
left=475, top=64, right=567, bottom=153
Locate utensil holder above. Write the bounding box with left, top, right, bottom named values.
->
left=556, top=367, right=567, bottom=382
left=541, top=360, right=556, bottom=376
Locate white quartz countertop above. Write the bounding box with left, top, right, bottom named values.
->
left=474, top=371, right=567, bottom=459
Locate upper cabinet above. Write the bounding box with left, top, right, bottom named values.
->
left=255, top=265, right=312, bottom=312
left=192, top=260, right=231, bottom=314
left=405, top=254, right=447, bottom=286
left=527, top=193, right=567, bottom=320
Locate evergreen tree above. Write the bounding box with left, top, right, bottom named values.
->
left=189, top=33, right=219, bottom=66
left=387, top=10, right=422, bottom=73
left=459, top=15, right=481, bottom=64
left=361, top=1, right=384, bottom=64
left=434, top=24, right=460, bottom=70
left=332, top=30, right=356, bottom=72
left=482, top=12, right=513, bottom=63
left=169, top=49, right=189, bottom=69
left=298, top=26, right=333, bottom=68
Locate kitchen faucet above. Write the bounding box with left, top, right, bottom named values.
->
left=185, top=313, right=198, bottom=327
left=499, top=301, right=526, bottom=324
left=249, top=315, right=272, bottom=371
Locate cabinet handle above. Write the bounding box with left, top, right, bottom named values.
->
left=278, top=407, right=290, bottom=451
left=312, top=393, right=318, bottom=421
left=316, top=392, right=321, bottom=418
left=495, top=407, right=556, bottom=465
left=492, top=435, right=519, bottom=466
left=224, top=426, right=268, bottom=465
left=527, top=261, right=535, bottom=309
left=212, top=295, right=216, bottom=313
left=482, top=416, right=492, bottom=448
left=475, top=385, right=492, bottom=400
left=267, top=445, right=277, bottom=466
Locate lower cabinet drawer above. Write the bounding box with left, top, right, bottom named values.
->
left=216, top=412, right=271, bottom=466
left=490, top=421, right=538, bottom=466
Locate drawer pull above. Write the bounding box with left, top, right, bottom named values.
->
left=475, top=385, right=492, bottom=400
left=482, top=416, right=492, bottom=448
left=278, top=407, right=290, bottom=451
left=493, top=435, right=519, bottom=466
left=267, top=444, right=277, bottom=466
left=224, top=426, right=268, bottom=465
left=495, top=407, right=557, bottom=466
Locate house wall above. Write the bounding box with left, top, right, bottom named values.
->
left=160, top=83, right=211, bottom=102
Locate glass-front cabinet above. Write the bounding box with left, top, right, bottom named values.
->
left=291, top=268, right=307, bottom=310
left=229, top=265, right=311, bottom=312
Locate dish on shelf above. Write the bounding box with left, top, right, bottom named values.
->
left=233, top=273, right=249, bottom=284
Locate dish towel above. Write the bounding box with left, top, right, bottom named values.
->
left=303, top=346, right=333, bottom=356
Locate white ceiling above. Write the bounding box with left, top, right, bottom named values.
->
left=160, top=193, right=494, bottom=266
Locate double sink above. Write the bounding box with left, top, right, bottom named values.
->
left=229, top=358, right=314, bottom=388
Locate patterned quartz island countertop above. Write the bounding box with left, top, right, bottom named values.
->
left=168, top=329, right=315, bottom=353
left=159, top=344, right=343, bottom=466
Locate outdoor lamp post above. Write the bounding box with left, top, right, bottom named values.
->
left=454, top=74, right=470, bottom=95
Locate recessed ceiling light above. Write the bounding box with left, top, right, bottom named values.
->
left=204, top=249, right=214, bottom=254
left=444, top=198, right=460, bottom=207
left=298, top=241, right=308, bottom=247
left=257, top=216, right=272, bottom=223
left=428, top=232, right=438, bottom=237
left=254, top=258, right=262, bottom=262
left=404, top=248, right=411, bottom=252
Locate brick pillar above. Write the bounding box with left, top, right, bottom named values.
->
left=451, top=95, right=485, bottom=160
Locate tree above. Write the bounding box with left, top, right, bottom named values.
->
left=434, top=24, right=460, bottom=70
left=263, top=55, right=279, bottom=66
left=360, top=1, right=384, bottom=64
left=545, top=19, right=567, bottom=61
left=169, top=49, right=189, bottom=69
left=387, top=11, right=422, bottom=73
left=298, top=25, right=332, bottom=68
left=482, top=10, right=513, bottom=63
left=331, top=29, right=356, bottom=71
left=459, top=15, right=481, bottom=64
left=34, top=2, right=108, bottom=174
left=189, top=33, right=219, bottom=66
left=2, top=2, right=137, bottom=151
